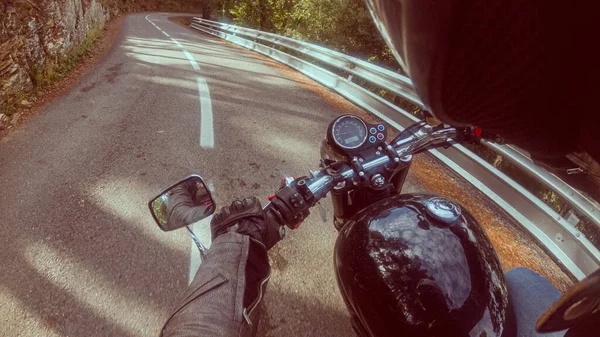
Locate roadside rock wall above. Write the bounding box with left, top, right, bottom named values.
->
left=0, top=0, right=110, bottom=108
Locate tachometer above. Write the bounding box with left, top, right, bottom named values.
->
left=332, top=115, right=368, bottom=149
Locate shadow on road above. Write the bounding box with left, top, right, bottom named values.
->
left=0, top=182, right=190, bottom=336
left=258, top=286, right=353, bottom=337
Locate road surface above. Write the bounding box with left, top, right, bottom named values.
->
left=0, top=12, right=360, bottom=337
left=0, top=13, right=569, bottom=337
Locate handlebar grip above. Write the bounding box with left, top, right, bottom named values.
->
left=456, top=126, right=505, bottom=145
left=264, top=203, right=282, bottom=226
left=264, top=202, right=287, bottom=240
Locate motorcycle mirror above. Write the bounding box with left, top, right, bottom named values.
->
left=148, top=175, right=216, bottom=231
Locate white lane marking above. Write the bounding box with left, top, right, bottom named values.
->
left=183, top=50, right=200, bottom=70
left=145, top=15, right=200, bottom=71
left=145, top=14, right=157, bottom=25
left=197, top=78, right=214, bottom=148
left=171, top=38, right=183, bottom=48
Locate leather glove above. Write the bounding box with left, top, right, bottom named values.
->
left=211, top=197, right=283, bottom=250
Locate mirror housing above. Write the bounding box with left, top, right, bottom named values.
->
left=148, top=175, right=216, bottom=231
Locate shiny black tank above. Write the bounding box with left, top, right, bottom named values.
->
left=334, top=194, right=508, bottom=337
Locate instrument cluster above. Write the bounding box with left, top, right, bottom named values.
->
left=326, top=115, right=387, bottom=157
left=321, top=115, right=387, bottom=163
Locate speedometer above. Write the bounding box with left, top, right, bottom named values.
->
left=332, top=115, right=368, bottom=149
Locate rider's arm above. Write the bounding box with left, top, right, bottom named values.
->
left=160, top=233, right=269, bottom=337
left=161, top=197, right=282, bottom=337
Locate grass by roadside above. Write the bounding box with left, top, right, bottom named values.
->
left=30, top=25, right=104, bottom=92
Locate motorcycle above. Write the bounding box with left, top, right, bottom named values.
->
left=147, top=114, right=593, bottom=336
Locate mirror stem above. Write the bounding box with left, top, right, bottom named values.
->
left=186, top=226, right=208, bottom=260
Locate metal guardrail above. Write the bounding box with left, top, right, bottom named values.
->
left=193, top=19, right=422, bottom=106
left=484, top=143, right=600, bottom=226
left=190, top=18, right=600, bottom=280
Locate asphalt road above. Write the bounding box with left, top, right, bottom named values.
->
left=0, top=12, right=378, bottom=337
left=0, top=12, right=568, bottom=337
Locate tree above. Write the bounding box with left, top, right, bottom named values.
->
left=228, top=0, right=398, bottom=69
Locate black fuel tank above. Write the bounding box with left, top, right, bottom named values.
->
left=334, top=194, right=508, bottom=337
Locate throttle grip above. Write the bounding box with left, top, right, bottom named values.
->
left=264, top=203, right=287, bottom=240
left=264, top=204, right=282, bottom=225
left=456, top=126, right=505, bottom=145
left=264, top=185, right=311, bottom=229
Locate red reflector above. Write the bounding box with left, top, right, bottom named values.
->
left=474, top=127, right=483, bottom=137
left=267, top=194, right=277, bottom=201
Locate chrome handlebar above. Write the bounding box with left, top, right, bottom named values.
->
left=394, top=123, right=458, bottom=157
left=264, top=121, right=461, bottom=228
left=304, top=122, right=458, bottom=204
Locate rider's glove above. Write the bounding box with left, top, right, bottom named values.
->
left=210, top=197, right=283, bottom=250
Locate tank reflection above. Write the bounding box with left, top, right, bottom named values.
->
left=334, top=194, right=508, bottom=336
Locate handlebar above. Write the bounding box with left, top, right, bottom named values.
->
left=264, top=121, right=489, bottom=229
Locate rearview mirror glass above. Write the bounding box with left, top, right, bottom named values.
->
left=148, top=175, right=216, bottom=231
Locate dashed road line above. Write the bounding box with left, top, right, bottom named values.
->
left=197, top=78, right=214, bottom=149
left=146, top=15, right=200, bottom=71
left=171, top=38, right=183, bottom=48
left=183, top=50, right=200, bottom=70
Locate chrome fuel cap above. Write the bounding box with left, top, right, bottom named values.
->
left=425, top=197, right=461, bottom=224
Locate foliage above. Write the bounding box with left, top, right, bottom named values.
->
left=220, top=0, right=398, bottom=69
left=1, top=101, right=17, bottom=117
left=151, top=196, right=169, bottom=226
left=29, top=23, right=103, bottom=90
left=99, top=0, right=213, bottom=15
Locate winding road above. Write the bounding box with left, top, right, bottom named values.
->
left=0, top=13, right=569, bottom=337
left=0, top=12, right=361, bottom=337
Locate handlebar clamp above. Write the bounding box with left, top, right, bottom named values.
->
left=383, top=143, right=400, bottom=163
left=351, top=157, right=366, bottom=182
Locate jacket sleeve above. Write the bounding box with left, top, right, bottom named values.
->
left=161, top=233, right=270, bottom=337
